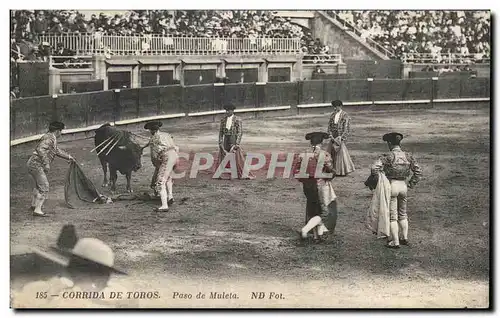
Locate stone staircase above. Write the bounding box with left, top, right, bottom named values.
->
left=313, top=11, right=395, bottom=61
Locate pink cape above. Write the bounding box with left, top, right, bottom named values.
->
left=214, top=146, right=255, bottom=179
left=326, top=138, right=355, bottom=176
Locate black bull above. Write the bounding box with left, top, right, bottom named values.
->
left=94, top=124, right=145, bottom=192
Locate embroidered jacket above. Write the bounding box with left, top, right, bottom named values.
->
left=148, top=132, right=178, bottom=163
left=371, top=146, right=422, bottom=187
left=28, top=132, right=71, bottom=169
left=327, top=110, right=351, bottom=141
left=294, top=145, right=335, bottom=182
left=218, top=115, right=242, bottom=147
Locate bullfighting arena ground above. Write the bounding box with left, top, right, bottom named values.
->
left=10, top=103, right=490, bottom=308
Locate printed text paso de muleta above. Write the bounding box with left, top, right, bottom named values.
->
left=209, top=291, right=239, bottom=299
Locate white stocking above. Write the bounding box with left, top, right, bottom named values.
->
left=318, top=224, right=329, bottom=236
left=301, top=216, right=322, bottom=238
left=390, top=221, right=400, bottom=246
left=399, top=219, right=409, bottom=240
left=159, top=184, right=169, bottom=209
left=33, top=193, right=45, bottom=215
left=166, top=179, right=173, bottom=200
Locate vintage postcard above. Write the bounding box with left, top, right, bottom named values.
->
left=9, top=9, right=490, bottom=309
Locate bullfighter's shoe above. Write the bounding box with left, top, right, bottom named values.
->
left=154, top=207, right=169, bottom=212
left=385, top=241, right=400, bottom=249
left=400, top=239, right=410, bottom=246
left=33, top=211, right=49, bottom=217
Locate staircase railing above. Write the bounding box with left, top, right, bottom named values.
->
left=323, top=11, right=396, bottom=59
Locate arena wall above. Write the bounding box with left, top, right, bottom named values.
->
left=17, top=62, right=50, bottom=97
left=302, top=63, right=347, bottom=80
left=10, top=77, right=490, bottom=146
left=345, top=60, right=402, bottom=79
left=33, top=55, right=489, bottom=97
left=48, top=55, right=305, bottom=94
left=403, top=63, right=490, bottom=79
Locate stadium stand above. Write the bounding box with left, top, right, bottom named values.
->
left=326, top=10, right=490, bottom=64
left=11, top=10, right=328, bottom=57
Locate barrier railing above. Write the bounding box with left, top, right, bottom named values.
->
left=302, top=54, right=342, bottom=64
left=402, top=53, right=490, bottom=64
left=10, top=77, right=490, bottom=144
left=38, top=34, right=302, bottom=56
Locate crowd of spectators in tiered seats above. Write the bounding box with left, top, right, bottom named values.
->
left=11, top=10, right=329, bottom=57
left=11, top=10, right=491, bottom=64
left=327, top=10, right=490, bottom=63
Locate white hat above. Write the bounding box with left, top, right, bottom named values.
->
left=34, top=229, right=126, bottom=275
left=72, top=238, right=118, bottom=268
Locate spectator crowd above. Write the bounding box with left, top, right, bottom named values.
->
left=11, top=10, right=490, bottom=62
left=12, top=10, right=305, bottom=38
left=328, top=10, right=490, bottom=63
left=11, top=10, right=329, bottom=55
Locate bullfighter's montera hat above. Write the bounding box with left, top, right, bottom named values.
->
left=383, top=132, right=404, bottom=144
left=49, top=121, right=65, bottom=131
left=331, top=100, right=343, bottom=107
left=224, top=103, right=236, bottom=111
left=305, top=132, right=329, bottom=145
left=144, top=121, right=163, bottom=130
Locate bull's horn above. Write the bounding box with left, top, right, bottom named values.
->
left=118, top=146, right=126, bottom=150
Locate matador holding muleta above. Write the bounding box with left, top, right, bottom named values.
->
left=27, top=121, right=76, bottom=217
